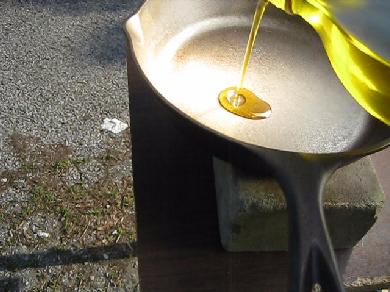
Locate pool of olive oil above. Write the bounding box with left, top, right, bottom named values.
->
left=219, top=0, right=271, bottom=120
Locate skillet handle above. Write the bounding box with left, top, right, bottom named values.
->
left=280, top=166, right=345, bottom=292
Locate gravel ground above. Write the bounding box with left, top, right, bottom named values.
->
left=0, top=0, right=143, bottom=290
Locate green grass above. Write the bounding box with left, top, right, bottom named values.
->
left=128, top=229, right=137, bottom=243
left=72, top=157, right=87, bottom=166
left=32, top=184, right=55, bottom=204
left=21, top=163, right=35, bottom=172
left=107, top=270, right=123, bottom=287
left=53, top=159, right=72, bottom=172
left=47, top=275, right=61, bottom=290
left=122, top=190, right=135, bottom=209
left=69, top=184, right=87, bottom=199
left=105, top=190, right=119, bottom=199
left=87, top=208, right=104, bottom=217
left=53, top=157, right=87, bottom=173
left=59, top=207, right=73, bottom=233
left=19, top=206, right=33, bottom=219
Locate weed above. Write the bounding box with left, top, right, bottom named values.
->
left=69, top=184, right=87, bottom=199
left=128, top=229, right=137, bottom=243
left=32, top=184, right=55, bottom=204
left=60, top=207, right=71, bottom=218
left=116, top=227, right=124, bottom=236
left=59, top=207, right=73, bottom=233
left=106, top=190, right=119, bottom=200
left=19, top=206, right=33, bottom=219
left=21, top=163, right=35, bottom=173
left=47, top=275, right=61, bottom=290
left=122, top=190, right=134, bottom=209
left=107, top=270, right=121, bottom=287
left=53, top=159, right=72, bottom=172
left=87, top=208, right=103, bottom=217
left=71, top=157, right=87, bottom=166
left=104, top=153, right=117, bottom=162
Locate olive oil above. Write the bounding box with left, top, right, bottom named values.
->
left=219, top=87, right=271, bottom=119
left=219, top=0, right=271, bottom=120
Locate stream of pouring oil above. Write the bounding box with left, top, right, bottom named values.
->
left=218, top=0, right=271, bottom=120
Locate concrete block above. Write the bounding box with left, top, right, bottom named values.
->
left=213, top=157, right=385, bottom=251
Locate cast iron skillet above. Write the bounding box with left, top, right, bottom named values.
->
left=125, top=0, right=390, bottom=291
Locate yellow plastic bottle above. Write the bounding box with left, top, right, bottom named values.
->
left=270, top=0, right=390, bottom=125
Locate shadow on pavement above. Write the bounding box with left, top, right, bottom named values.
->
left=86, top=24, right=129, bottom=65
left=13, top=0, right=144, bottom=16
left=0, top=242, right=136, bottom=272
left=0, top=278, right=22, bottom=292
left=11, top=0, right=144, bottom=65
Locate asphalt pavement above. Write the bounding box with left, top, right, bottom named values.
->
left=1, top=0, right=142, bottom=165
left=0, top=0, right=143, bottom=290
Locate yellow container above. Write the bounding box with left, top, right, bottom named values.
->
left=270, top=0, right=390, bottom=125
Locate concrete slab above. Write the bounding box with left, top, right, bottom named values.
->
left=213, top=157, right=385, bottom=251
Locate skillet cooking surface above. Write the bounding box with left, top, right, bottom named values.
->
left=127, top=0, right=381, bottom=154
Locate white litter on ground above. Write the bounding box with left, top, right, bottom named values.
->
left=101, top=118, right=128, bottom=134
left=36, top=231, right=50, bottom=238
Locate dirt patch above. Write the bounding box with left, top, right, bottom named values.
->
left=0, top=132, right=138, bottom=290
